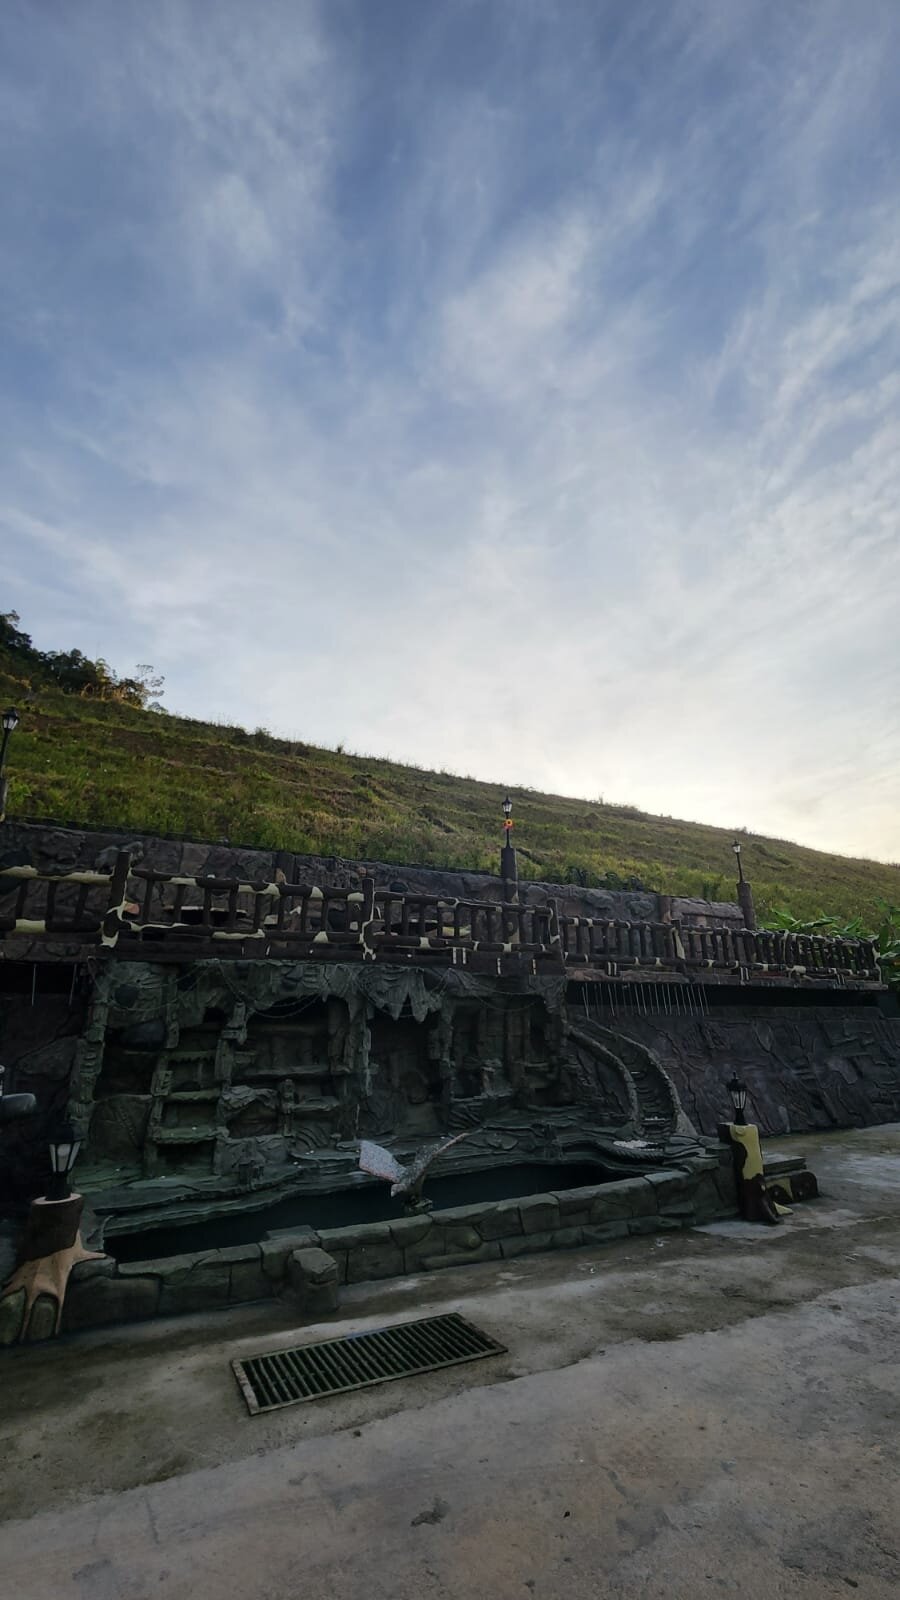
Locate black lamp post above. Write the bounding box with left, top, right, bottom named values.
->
left=0, top=707, right=18, bottom=821
left=727, top=1072, right=748, bottom=1123
left=47, top=1119, right=81, bottom=1202
left=500, top=793, right=518, bottom=904
left=732, top=838, right=757, bottom=930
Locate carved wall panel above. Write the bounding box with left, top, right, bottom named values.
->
left=608, top=1009, right=900, bottom=1135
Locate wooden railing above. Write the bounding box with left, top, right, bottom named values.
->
left=0, top=855, right=881, bottom=985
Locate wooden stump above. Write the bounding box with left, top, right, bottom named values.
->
left=0, top=1193, right=105, bottom=1341
left=19, top=1195, right=85, bottom=1261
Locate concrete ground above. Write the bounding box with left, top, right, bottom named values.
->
left=1, top=1125, right=899, bottom=1599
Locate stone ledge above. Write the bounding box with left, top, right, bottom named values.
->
left=478, top=1201, right=524, bottom=1241
left=285, top=1247, right=340, bottom=1315
left=69, top=1254, right=118, bottom=1282
left=48, top=1162, right=739, bottom=1332
left=346, top=1242, right=405, bottom=1284
left=442, top=1224, right=482, bottom=1251
left=318, top=1222, right=393, bottom=1253
left=581, top=1221, right=630, bottom=1246
left=553, top=1184, right=606, bottom=1216
left=261, top=1227, right=318, bottom=1280
left=519, top=1195, right=561, bottom=1235
left=432, top=1203, right=492, bottom=1227
left=420, top=1242, right=502, bottom=1270
left=61, top=1273, right=160, bottom=1332
left=229, top=1262, right=273, bottom=1303
left=627, top=1215, right=683, bottom=1236
left=388, top=1215, right=434, bottom=1247
left=589, top=1177, right=655, bottom=1222
left=501, top=1226, right=584, bottom=1259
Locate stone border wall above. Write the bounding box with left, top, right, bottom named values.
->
left=51, top=1156, right=737, bottom=1337
left=1, top=819, right=742, bottom=929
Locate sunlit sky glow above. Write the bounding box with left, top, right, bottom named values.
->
left=2, top=1, right=899, bottom=861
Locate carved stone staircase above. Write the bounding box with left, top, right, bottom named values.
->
left=565, top=1020, right=692, bottom=1139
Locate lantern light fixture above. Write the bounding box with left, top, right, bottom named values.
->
left=727, top=1072, right=749, bottom=1122
left=47, top=1119, right=81, bottom=1202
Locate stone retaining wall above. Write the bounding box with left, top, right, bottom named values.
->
left=50, top=1157, right=737, bottom=1337
left=1, top=819, right=742, bottom=928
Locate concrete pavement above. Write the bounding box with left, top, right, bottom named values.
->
left=1, top=1126, right=899, bottom=1598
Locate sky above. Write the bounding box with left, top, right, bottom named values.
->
left=2, top=1, right=899, bottom=863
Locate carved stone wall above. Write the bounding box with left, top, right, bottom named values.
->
left=608, top=1008, right=900, bottom=1136
left=61, top=961, right=577, bottom=1201
left=0, top=985, right=90, bottom=1201
left=0, top=819, right=741, bottom=928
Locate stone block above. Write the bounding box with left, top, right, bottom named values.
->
left=119, top=1246, right=252, bottom=1313
left=627, top=1216, right=682, bottom=1237
left=158, top=1279, right=229, bottom=1315
left=206, top=1243, right=262, bottom=1267
left=402, top=1228, right=445, bottom=1272
left=322, top=1250, right=348, bottom=1284
left=26, top=1294, right=59, bottom=1343
left=229, top=1262, right=272, bottom=1303
left=658, top=1198, right=697, bottom=1220
left=62, top=1273, right=160, bottom=1332
left=553, top=1185, right=605, bottom=1217
left=443, top=1225, right=482, bottom=1252
left=345, top=1242, right=405, bottom=1284
left=558, top=1208, right=591, bottom=1228
left=318, top=1222, right=393, bottom=1253
left=420, top=1242, right=502, bottom=1270
left=644, top=1169, right=694, bottom=1204
left=479, top=1201, right=524, bottom=1241
left=285, top=1248, right=340, bottom=1315
left=388, top=1215, right=435, bottom=1248
left=117, top=1253, right=187, bottom=1279
left=304, top=1282, right=341, bottom=1319
left=500, top=1226, right=582, bottom=1259
left=589, top=1177, right=654, bottom=1223
left=0, top=1287, right=26, bottom=1347
left=581, top=1221, right=630, bottom=1246
left=261, top=1228, right=318, bottom=1281
left=69, top=1254, right=118, bottom=1282
left=432, top=1203, right=489, bottom=1228
left=519, top=1195, right=560, bottom=1235
left=156, top=1255, right=231, bottom=1314
left=288, top=1247, right=339, bottom=1289
left=689, top=1173, right=725, bottom=1217
left=713, top=1162, right=738, bottom=1208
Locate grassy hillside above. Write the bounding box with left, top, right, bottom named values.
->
left=2, top=644, right=898, bottom=924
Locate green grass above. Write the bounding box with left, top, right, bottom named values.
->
left=3, top=646, right=899, bottom=924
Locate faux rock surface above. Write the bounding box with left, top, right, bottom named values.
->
left=25, top=1156, right=748, bottom=1335
left=61, top=1274, right=160, bottom=1332
left=0, top=1287, right=26, bottom=1347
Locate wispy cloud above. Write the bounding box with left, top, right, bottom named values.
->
left=2, top=0, right=900, bottom=863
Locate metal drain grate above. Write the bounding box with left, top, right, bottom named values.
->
left=233, top=1312, right=506, bottom=1414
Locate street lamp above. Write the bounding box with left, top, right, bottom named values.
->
left=47, top=1119, right=81, bottom=1202
left=727, top=1072, right=748, bottom=1123
left=500, top=794, right=518, bottom=905
left=732, top=839, right=744, bottom=883
left=0, top=707, right=19, bottom=821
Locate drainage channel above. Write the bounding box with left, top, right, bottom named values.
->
left=233, top=1312, right=506, bottom=1414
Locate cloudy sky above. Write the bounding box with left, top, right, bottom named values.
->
left=2, top=1, right=899, bottom=862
